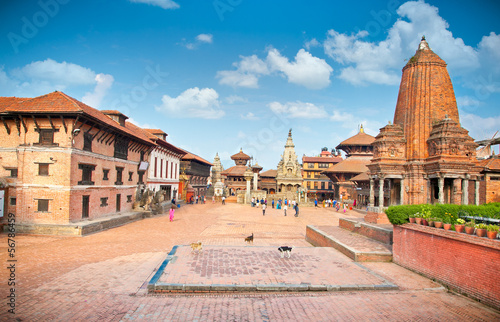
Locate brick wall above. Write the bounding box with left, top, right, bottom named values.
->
left=393, top=224, right=500, bottom=309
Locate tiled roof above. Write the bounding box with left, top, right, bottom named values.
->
left=1, top=91, right=154, bottom=145
left=322, top=158, right=370, bottom=174
left=144, top=129, right=167, bottom=135
left=100, top=110, right=128, bottom=118
left=231, top=149, right=251, bottom=160
left=221, top=165, right=248, bottom=176
left=0, top=97, right=27, bottom=112
left=337, top=131, right=375, bottom=148
left=181, top=150, right=213, bottom=166
left=260, top=169, right=277, bottom=177
left=350, top=172, right=370, bottom=182
left=476, top=156, right=500, bottom=172
left=303, top=156, right=343, bottom=163
left=127, top=122, right=185, bottom=156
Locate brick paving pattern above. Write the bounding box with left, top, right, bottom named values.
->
left=1, top=203, right=499, bottom=321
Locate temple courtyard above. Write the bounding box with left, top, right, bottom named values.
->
left=1, top=203, right=499, bottom=321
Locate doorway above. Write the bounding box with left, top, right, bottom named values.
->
left=82, top=195, right=89, bottom=219
left=116, top=194, right=121, bottom=212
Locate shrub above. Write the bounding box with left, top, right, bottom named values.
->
left=475, top=223, right=488, bottom=230
left=487, top=224, right=499, bottom=232
left=465, top=220, right=476, bottom=227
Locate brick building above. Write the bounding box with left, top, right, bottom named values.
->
left=180, top=151, right=212, bottom=199
left=220, top=149, right=253, bottom=196
left=367, top=37, right=480, bottom=209
left=0, top=91, right=155, bottom=225
left=303, top=149, right=342, bottom=201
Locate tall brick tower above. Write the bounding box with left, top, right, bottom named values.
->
left=368, top=37, right=480, bottom=208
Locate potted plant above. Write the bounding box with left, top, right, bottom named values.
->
left=475, top=223, right=488, bottom=237
left=464, top=220, right=475, bottom=235
left=443, top=217, right=452, bottom=230
left=486, top=224, right=499, bottom=239
left=455, top=218, right=465, bottom=233
left=414, top=212, right=422, bottom=225
left=421, top=205, right=432, bottom=226
left=433, top=217, right=443, bottom=229
left=408, top=213, right=416, bottom=224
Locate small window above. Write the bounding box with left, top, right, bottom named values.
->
left=138, top=171, right=144, bottom=184
left=127, top=195, right=132, bottom=203
left=308, top=163, right=315, bottom=168
left=39, top=129, right=55, bottom=145
left=37, top=199, right=49, bottom=212
left=83, top=132, right=93, bottom=152
left=8, top=168, right=18, bottom=178
left=128, top=171, right=133, bottom=181
left=100, top=197, right=108, bottom=207
left=78, top=164, right=95, bottom=185
left=103, top=169, right=109, bottom=181
left=39, top=164, right=49, bottom=176
left=10, top=197, right=16, bottom=206
left=491, top=177, right=500, bottom=181
left=115, top=167, right=124, bottom=185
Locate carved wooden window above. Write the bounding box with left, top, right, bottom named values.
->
left=78, top=164, right=95, bottom=185
left=7, top=168, right=18, bottom=178
left=114, top=136, right=129, bottom=160
left=103, top=169, right=110, bottom=181
left=138, top=171, right=145, bottom=184
left=37, top=199, right=49, bottom=212
left=83, top=132, right=93, bottom=152
left=128, top=171, right=133, bottom=181
left=100, top=197, right=108, bottom=207
left=38, top=129, right=55, bottom=145
left=115, top=167, right=124, bottom=185
left=127, top=195, right=133, bottom=203
left=38, top=163, right=49, bottom=176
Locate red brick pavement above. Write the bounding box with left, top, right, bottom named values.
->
left=0, top=203, right=499, bottom=320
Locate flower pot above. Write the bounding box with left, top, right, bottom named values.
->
left=464, top=226, right=475, bottom=235
left=487, top=231, right=498, bottom=239
left=428, top=221, right=434, bottom=227
left=415, top=218, right=422, bottom=225
left=409, top=217, right=416, bottom=224
left=455, top=224, right=465, bottom=233
left=476, top=228, right=487, bottom=238
left=422, top=219, right=429, bottom=226
left=443, top=223, right=452, bottom=230
left=434, top=221, right=443, bottom=229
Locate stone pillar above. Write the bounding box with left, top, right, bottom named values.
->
left=245, top=178, right=251, bottom=203
left=400, top=178, right=405, bottom=205
left=378, top=178, right=384, bottom=209
left=438, top=176, right=444, bottom=204
left=426, top=179, right=431, bottom=204
left=369, top=178, right=375, bottom=207
left=462, top=179, right=469, bottom=205
left=453, top=178, right=462, bottom=205
left=475, top=180, right=480, bottom=205
left=253, top=173, right=258, bottom=191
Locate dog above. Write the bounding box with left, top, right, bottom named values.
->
left=244, top=233, right=254, bottom=244
left=190, top=241, right=203, bottom=253
left=278, top=246, right=295, bottom=258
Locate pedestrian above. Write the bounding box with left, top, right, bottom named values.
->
left=314, top=198, right=318, bottom=208
left=284, top=203, right=287, bottom=216
left=212, top=196, right=215, bottom=204
left=169, top=205, right=175, bottom=222
left=222, top=196, right=225, bottom=205
left=171, top=197, right=176, bottom=205
left=295, top=203, right=299, bottom=217
left=262, top=203, right=266, bottom=216
left=272, top=199, right=275, bottom=209
left=195, top=195, right=199, bottom=204
left=251, top=197, right=255, bottom=207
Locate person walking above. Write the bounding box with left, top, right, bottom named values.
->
left=272, top=199, right=275, bottom=209
left=195, top=195, right=199, bottom=204
left=283, top=203, right=287, bottom=216
left=169, top=205, right=175, bottom=222
left=262, top=203, right=266, bottom=216
left=222, top=196, right=225, bottom=205
left=295, top=203, right=299, bottom=217
left=314, top=198, right=318, bottom=208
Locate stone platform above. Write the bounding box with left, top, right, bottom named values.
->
left=148, top=245, right=397, bottom=293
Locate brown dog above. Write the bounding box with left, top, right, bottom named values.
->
left=244, top=233, right=254, bottom=244
left=190, top=241, right=203, bottom=253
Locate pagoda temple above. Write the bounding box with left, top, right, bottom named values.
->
left=367, top=37, right=480, bottom=209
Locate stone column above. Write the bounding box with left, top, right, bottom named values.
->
left=245, top=178, right=251, bottom=204
left=475, top=180, right=480, bottom=205
left=426, top=179, right=431, bottom=204
left=378, top=178, right=384, bottom=209
left=369, top=178, right=375, bottom=207
left=400, top=178, right=405, bottom=205
left=462, top=178, right=469, bottom=205
left=253, top=173, right=258, bottom=191
left=438, top=176, right=445, bottom=204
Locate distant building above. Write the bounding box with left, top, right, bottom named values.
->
left=180, top=151, right=212, bottom=198
left=220, top=148, right=253, bottom=196
left=0, top=92, right=155, bottom=225
left=258, top=169, right=277, bottom=194
left=302, top=149, right=342, bottom=201
left=276, top=129, right=303, bottom=194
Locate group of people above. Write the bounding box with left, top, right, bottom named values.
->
left=314, top=197, right=354, bottom=213
left=251, top=197, right=299, bottom=217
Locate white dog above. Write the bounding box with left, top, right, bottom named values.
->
left=278, top=246, right=295, bottom=258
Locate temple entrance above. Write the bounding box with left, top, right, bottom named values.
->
left=430, top=178, right=455, bottom=204
left=388, top=179, right=401, bottom=206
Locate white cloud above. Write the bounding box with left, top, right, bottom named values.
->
left=323, top=0, right=482, bottom=85
left=155, top=87, right=225, bottom=119
left=129, top=0, right=179, bottom=9
left=82, top=73, right=114, bottom=108
left=266, top=48, right=333, bottom=89
left=460, top=112, right=500, bottom=141
left=304, top=38, right=320, bottom=51
left=268, top=101, right=328, bottom=119
left=330, top=110, right=354, bottom=122
left=0, top=59, right=113, bottom=107
left=216, top=49, right=332, bottom=89
left=196, top=34, right=213, bottom=44
left=241, top=112, right=259, bottom=120
left=456, top=96, right=481, bottom=108
left=225, top=95, right=248, bottom=104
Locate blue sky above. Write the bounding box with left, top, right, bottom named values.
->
left=1, top=0, right=499, bottom=170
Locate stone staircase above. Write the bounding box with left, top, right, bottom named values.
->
left=306, top=218, right=393, bottom=262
